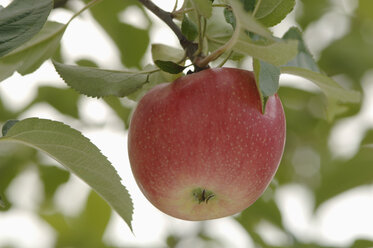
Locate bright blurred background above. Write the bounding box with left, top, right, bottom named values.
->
left=1, top=0, right=373, bottom=247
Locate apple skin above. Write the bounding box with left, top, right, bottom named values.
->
left=128, top=68, right=285, bottom=221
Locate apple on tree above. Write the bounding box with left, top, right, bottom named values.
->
left=0, top=0, right=362, bottom=236
left=128, top=67, right=286, bottom=220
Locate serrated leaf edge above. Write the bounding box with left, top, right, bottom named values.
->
left=0, top=117, right=134, bottom=231
left=53, top=61, right=151, bottom=98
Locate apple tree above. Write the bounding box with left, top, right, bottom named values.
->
left=0, top=0, right=372, bottom=247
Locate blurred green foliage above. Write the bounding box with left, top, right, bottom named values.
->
left=82, top=0, right=151, bottom=69
left=319, top=0, right=373, bottom=85
left=0, top=0, right=373, bottom=247
left=296, top=0, right=331, bottom=29
left=41, top=191, right=112, bottom=248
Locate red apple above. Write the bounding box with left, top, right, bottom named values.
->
left=128, top=68, right=285, bottom=220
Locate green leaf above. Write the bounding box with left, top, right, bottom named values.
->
left=103, top=96, right=133, bottom=129
left=255, top=0, right=284, bottom=18
left=232, top=37, right=298, bottom=66
left=192, top=0, right=213, bottom=18
left=239, top=0, right=256, bottom=12
left=224, top=8, right=236, bottom=29
left=318, top=20, right=373, bottom=82
left=235, top=197, right=284, bottom=231
left=0, top=21, right=66, bottom=82
left=41, top=213, right=71, bottom=240
left=75, top=58, right=98, bottom=68
left=228, top=0, right=273, bottom=39
left=152, top=44, right=185, bottom=63
left=2, top=119, right=19, bottom=136
left=255, top=0, right=295, bottom=27
left=275, top=86, right=334, bottom=185
left=0, top=118, right=133, bottom=230
left=0, top=0, right=53, bottom=57
left=0, top=147, right=37, bottom=210
left=206, top=7, right=244, bottom=61
left=281, top=66, right=361, bottom=103
left=0, top=96, right=16, bottom=122
left=80, top=190, right=112, bottom=240
left=166, top=234, right=181, bottom=248
left=357, top=0, right=373, bottom=20
left=283, top=27, right=320, bottom=72
left=38, top=164, right=70, bottom=201
left=154, top=60, right=186, bottom=74
left=152, top=44, right=185, bottom=81
left=41, top=191, right=112, bottom=247
left=315, top=142, right=373, bottom=207
left=126, top=65, right=170, bottom=101
left=253, top=59, right=280, bottom=97
left=296, top=0, right=330, bottom=29
left=206, top=6, right=234, bottom=41
left=322, top=98, right=348, bottom=121
left=351, top=239, right=373, bottom=248
left=24, top=86, right=80, bottom=119
left=253, top=59, right=280, bottom=112
left=0, top=195, right=5, bottom=208
left=53, top=61, right=149, bottom=98
left=181, top=15, right=199, bottom=41
left=83, top=0, right=150, bottom=68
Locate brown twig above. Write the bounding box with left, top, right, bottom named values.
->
left=138, top=0, right=208, bottom=71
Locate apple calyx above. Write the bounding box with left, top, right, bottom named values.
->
left=192, top=188, right=215, bottom=204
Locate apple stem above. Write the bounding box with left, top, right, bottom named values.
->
left=193, top=188, right=215, bottom=204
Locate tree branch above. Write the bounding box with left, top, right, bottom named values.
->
left=138, top=0, right=207, bottom=71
